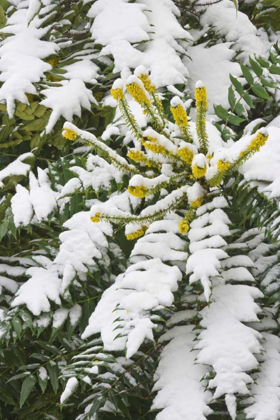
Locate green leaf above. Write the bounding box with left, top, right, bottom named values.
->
left=227, top=114, right=246, bottom=126
left=47, top=362, right=59, bottom=393
left=240, top=63, right=254, bottom=85
left=20, top=310, right=33, bottom=330
left=12, top=317, right=22, bottom=338
left=30, top=353, right=50, bottom=362
left=251, top=84, right=271, bottom=100
left=20, top=375, right=36, bottom=407
left=0, top=220, right=8, bottom=240
left=88, top=397, right=106, bottom=416
left=243, top=92, right=255, bottom=109
left=249, top=57, right=263, bottom=78
left=214, top=105, right=228, bottom=121
left=232, top=0, right=238, bottom=10
left=234, top=103, right=245, bottom=117
left=37, top=372, right=48, bottom=394
left=256, top=56, right=270, bottom=68
left=228, top=86, right=236, bottom=109
left=230, top=75, right=244, bottom=96
left=269, top=64, right=280, bottom=75
left=8, top=372, right=30, bottom=383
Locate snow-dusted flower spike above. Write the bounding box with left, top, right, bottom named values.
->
left=195, top=80, right=208, bottom=154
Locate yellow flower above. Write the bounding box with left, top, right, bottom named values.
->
left=127, top=150, right=146, bottom=163
left=126, top=226, right=148, bottom=240
left=170, top=105, right=189, bottom=127
left=111, top=88, right=125, bottom=101
left=178, top=220, right=189, bottom=234
left=127, top=149, right=159, bottom=169
left=177, top=147, right=193, bottom=164
left=62, top=128, right=78, bottom=141
left=195, top=86, right=208, bottom=106
left=206, top=154, right=212, bottom=160
left=126, top=83, right=151, bottom=106
left=192, top=163, right=207, bottom=179
left=239, top=150, right=247, bottom=158
left=248, top=131, right=268, bottom=153
left=190, top=197, right=204, bottom=208
left=128, top=185, right=148, bottom=199
left=91, top=213, right=101, bottom=223
left=138, top=74, right=156, bottom=93
left=217, top=160, right=230, bottom=172
left=142, top=137, right=168, bottom=156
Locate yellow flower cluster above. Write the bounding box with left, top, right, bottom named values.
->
left=195, top=86, right=208, bottom=107
left=127, top=149, right=146, bottom=163
left=91, top=213, right=101, bottom=223
left=62, top=128, right=78, bottom=141
left=170, top=105, right=189, bottom=127
left=138, top=74, right=156, bottom=93
left=217, top=160, right=230, bottom=172
left=128, top=185, right=148, bottom=198
left=126, top=226, right=148, bottom=240
left=178, top=220, right=189, bottom=234
left=142, top=137, right=168, bottom=155
left=126, top=83, right=151, bottom=106
left=248, top=131, right=268, bottom=153
left=127, top=149, right=159, bottom=169
left=177, top=147, right=193, bottom=164
left=111, top=88, right=125, bottom=101
left=192, top=163, right=207, bottom=179
left=190, top=197, right=204, bottom=208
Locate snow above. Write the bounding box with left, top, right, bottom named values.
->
left=55, top=229, right=102, bottom=272
left=0, top=276, right=18, bottom=293
left=1, top=2, right=280, bottom=419
left=0, top=5, right=58, bottom=116
left=53, top=308, right=69, bottom=329
left=187, top=198, right=232, bottom=300
left=239, top=127, right=280, bottom=199
left=63, top=60, right=99, bottom=84
left=88, top=0, right=192, bottom=86
left=82, top=258, right=182, bottom=357
left=12, top=266, right=62, bottom=316
left=39, top=367, right=48, bottom=381
left=41, top=80, right=98, bottom=133
left=29, top=171, right=57, bottom=222
left=198, top=0, right=270, bottom=62
left=11, top=185, right=33, bottom=227
left=0, top=152, right=33, bottom=188
left=152, top=325, right=212, bottom=420
left=59, top=178, right=82, bottom=197
left=131, top=232, right=188, bottom=263
left=197, top=284, right=263, bottom=404
left=69, top=304, right=82, bottom=326
left=60, top=377, right=78, bottom=404
left=184, top=43, right=241, bottom=112
left=244, top=333, right=280, bottom=420
left=0, top=264, right=25, bottom=277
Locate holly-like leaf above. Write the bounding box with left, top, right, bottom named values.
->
left=20, top=375, right=36, bottom=407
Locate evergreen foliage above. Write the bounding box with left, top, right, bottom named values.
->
left=0, top=0, right=278, bottom=419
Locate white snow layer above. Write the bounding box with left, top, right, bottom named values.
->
left=152, top=325, right=213, bottom=420
left=88, top=0, right=192, bottom=86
